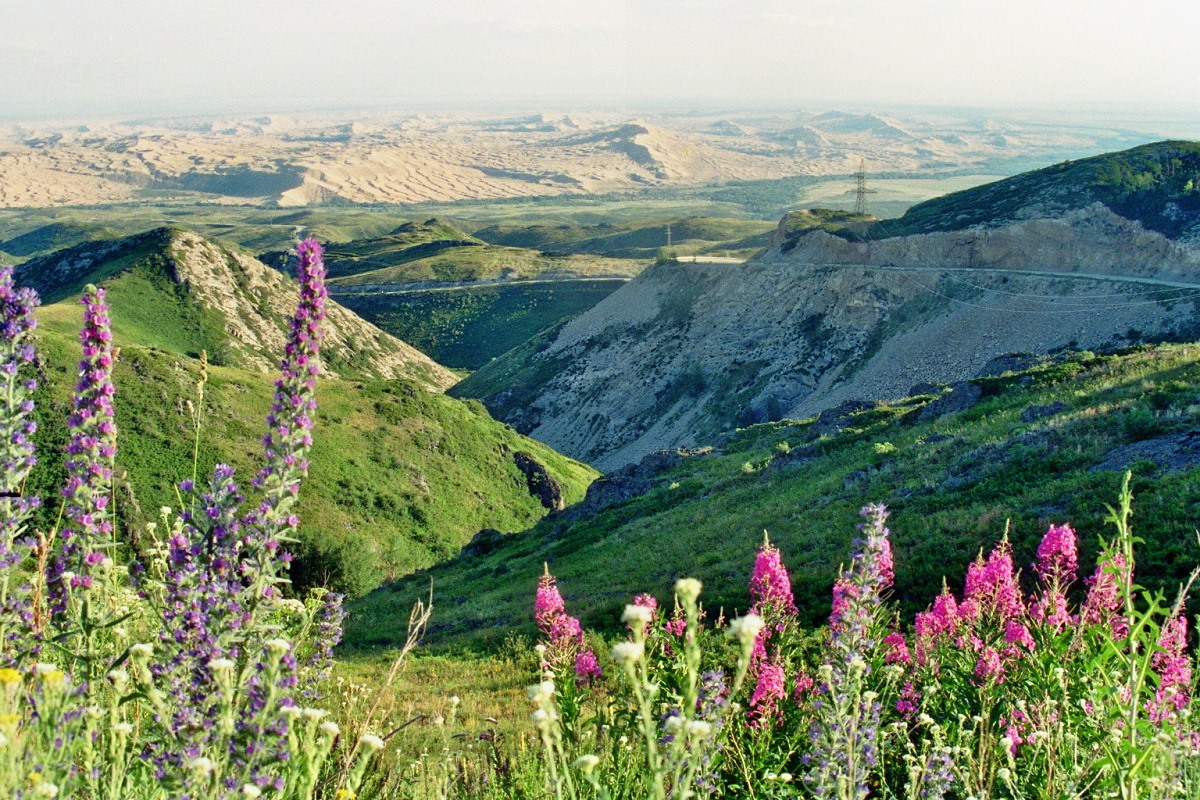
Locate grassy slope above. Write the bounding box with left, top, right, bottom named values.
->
left=873, top=140, right=1200, bottom=239
left=25, top=267, right=596, bottom=600
left=338, top=280, right=627, bottom=371
left=349, top=343, right=1200, bottom=650
left=473, top=216, right=776, bottom=260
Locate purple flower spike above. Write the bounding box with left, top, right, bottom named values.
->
left=49, top=284, right=117, bottom=615
left=243, top=239, right=328, bottom=589
left=0, top=264, right=40, bottom=569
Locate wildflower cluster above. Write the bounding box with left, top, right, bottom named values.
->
left=525, top=488, right=1198, bottom=800
left=0, top=241, right=386, bottom=799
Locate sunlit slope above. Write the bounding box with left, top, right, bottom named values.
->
left=352, top=344, right=1200, bottom=649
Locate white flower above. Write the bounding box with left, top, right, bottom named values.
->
left=622, top=604, right=653, bottom=626
left=664, top=715, right=684, bottom=734
left=610, top=642, right=644, bottom=665
left=301, top=708, right=328, bottom=721
left=534, top=643, right=547, bottom=655
left=449, top=695, right=461, bottom=706
left=33, top=783, right=58, bottom=797
left=188, top=757, right=214, bottom=776
left=997, top=767, right=1012, bottom=782
left=527, top=680, right=555, bottom=703
left=112, top=722, right=134, bottom=736
left=320, top=721, right=340, bottom=737
left=359, top=733, right=385, bottom=751
left=34, top=662, right=59, bottom=676
left=264, top=639, right=291, bottom=655
left=84, top=705, right=103, bottom=720
left=241, top=786, right=262, bottom=799
left=130, top=643, right=154, bottom=659
left=431, top=715, right=445, bottom=726
left=999, top=736, right=1014, bottom=752
left=686, top=720, right=712, bottom=738
left=280, top=706, right=304, bottom=720
left=674, top=578, right=702, bottom=602
left=208, top=658, right=235, bottom=673
left=531, top=709, right=550, bottom=725
left=573, top=754, right=600, bottom=774
left=160, top=506, right=172, bottom=517
left=727, top=614, right=764, bottom=646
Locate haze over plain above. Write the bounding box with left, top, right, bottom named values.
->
left=3, top=0, right=1199, bottom=121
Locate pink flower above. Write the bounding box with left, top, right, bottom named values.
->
left=664, top=617, right=687, bottom=637
left=750, top=534, right=798, bottom=617
left=973, top=646, right=1005, bottom=684
left=749, top=659, right=786, bottom=726
left=632, top=593, right=658, bottom=617
left=1003, top=620, right=1035, bottom=651
left=876, top=535, right=894, bottom=590
left=1148, top=615, right=1192, bottom=723
left=534, top=566, right=585, bottom=650
left=793, top=671, right=814, bottom=702
left=1030, top=588, right=1074, bottom=632
left=1001, top=709, right=1029, bottom=754
left=534, top=569, right=566, bottom=628
left=1081, top=553, right=1129, bottom=638
left=963, top=539, right=1023, bottom=622
left=1034, top=523, right=1078, bottom=586
left=574, top=650, right=602, bottom=687
left=883, top=632, right=911, bottom=665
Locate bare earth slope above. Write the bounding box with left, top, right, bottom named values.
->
left=456, top=206, right=1200, bottom=470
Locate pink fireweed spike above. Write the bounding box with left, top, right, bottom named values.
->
left=1081, top=553, right=1130, bottom=638
left=1033, top=523, right=1078, bottom=586
left=533, top=565, right=600, bottom=685
left=750, top=531, right=798, bottom=616
left=1148, top=614, right=1192, bottom=723
left=962, top=537, right=1023, bottom=623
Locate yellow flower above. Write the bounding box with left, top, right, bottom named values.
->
left=0, top=669, right=21, bottom=686
left=40, top=671, right=66, bottom=688
left=335, top=791, right=357, bottom=800
left=27, top=771, right=42, bottom=785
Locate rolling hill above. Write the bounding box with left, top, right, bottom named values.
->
left=351, top=342, right=1200, bottom=649
left=15, top=229, right=597, bottom=597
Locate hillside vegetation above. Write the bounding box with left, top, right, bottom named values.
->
left=352, top=343, right=1200, bottom=648
left=337, top=280, right=628, bottom=371
left=473, top=215, right=776, bottom=260
left=873, top=140, right=1200, bottom=240
left=14, top=231, right=596, bottom=597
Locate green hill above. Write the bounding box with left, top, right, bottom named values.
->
left=337, top=280, right=628, bottom=371
left=872, top=140, right=1200, bottom=239
left=349, top=343, right=1200, bottom=649
left=473, top=216, right=776, bottom=259
left=0, top=220, right=123, bottom=259
left=16, top=230, right=597, bottom=597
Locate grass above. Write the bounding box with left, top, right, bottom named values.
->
left=338, top=280, right=628, bottom=371
left=349, top=342, right=1200, bottom=650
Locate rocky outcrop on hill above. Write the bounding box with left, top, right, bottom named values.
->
left=458, top=210, right=1200, bottom=470
left=19, top=229, right=458, bottom=390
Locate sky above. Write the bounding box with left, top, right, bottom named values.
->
left=3, top=0, right=1199, bottom=120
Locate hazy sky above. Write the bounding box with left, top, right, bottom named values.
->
left=3, top=0, right=1199, bottom=119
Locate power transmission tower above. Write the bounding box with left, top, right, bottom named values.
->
left=853, top=159, right=877, bottom=216
left=666, top=222, right=672, bottom=249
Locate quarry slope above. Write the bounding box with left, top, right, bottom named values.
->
left=456, top=204, right=1200, bottom=470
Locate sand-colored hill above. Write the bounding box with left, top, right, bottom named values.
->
left=0, top=110, right=1153, bottom=208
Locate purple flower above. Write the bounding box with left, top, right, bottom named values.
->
left=49, top=284, right=116, bottom=616
left=1033, top=523, right=1078, bottom=586
left=242, top=238, right=328, bottom=594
